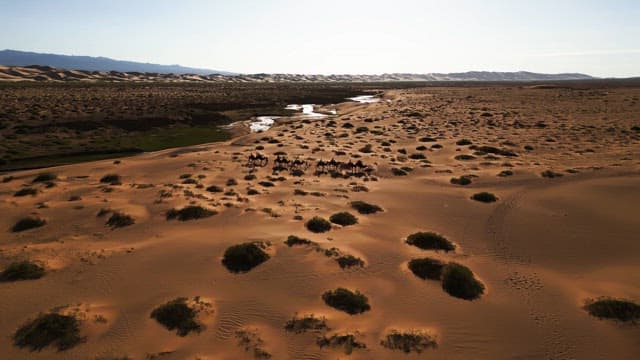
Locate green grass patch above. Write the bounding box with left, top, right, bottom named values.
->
left=150, top=297, right=202, bottom=336
left=322, top=288, right=371, bottom=315
left=584, top=298, right=640, bottom=323
left=329, top=212, right=358, bottom=226
left=222, top=242, right=270, bottom=273
left=406, top=232, right=455, bottom=252
left=13, top=313, right=84, bottom=351
left=0, top=261, right=45, bottom=282
left=441, top=263, right=485, bottom=300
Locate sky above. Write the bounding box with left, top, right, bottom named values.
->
left=1, top=0, right=639, bottom=77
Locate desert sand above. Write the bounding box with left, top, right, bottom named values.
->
left=1, top=84, right=639, bottom=359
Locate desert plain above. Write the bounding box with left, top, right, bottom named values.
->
left=1, top=81, right=640, bottom=359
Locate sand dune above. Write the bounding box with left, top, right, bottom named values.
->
left=1, top=85, right=639, bottom=359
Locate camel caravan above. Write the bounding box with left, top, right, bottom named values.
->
left=244, top=152, right=374, bottom=177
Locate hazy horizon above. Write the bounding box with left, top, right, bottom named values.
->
left=1, top=0, right=639, bottom=77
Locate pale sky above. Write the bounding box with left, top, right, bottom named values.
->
left=1, top=0, right=639, bottom=77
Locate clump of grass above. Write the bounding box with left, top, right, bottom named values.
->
left=284, top=235, right=316, bottom=247
left=284, top=314, right=329, bottom=333
left=380, top=329, right=437, bottom=353
left=454, top=154, right=476, bottom=161
left=317, top=333, right=366, bottom=354
left=150, top=297, right=202, bottom=336
left=409, top=153, right=426, bottom=160
left=166, top=206, right=216, bottom=221
left=350, top=201, right=383, bottom=214
left=258, top=181, right=275, bottom=187
left=407, top=258, right=445, bottom=280
left=106, top=212, right=135, bottom=228
left=498, top=170, right=514, bottom=177
left=456, top=139, right=473, bottom=146
left=450, top=175, right=472, bottom=186
left=391, top=168, right=408, bottom=176
left=441, top=263, right=485, bottom=300
left=584, top=298, right=640, bottom=323
left=206, top=184, right=223, bottom=193
left=0, top=260, right=45, bottom=282
left=11, top=217, right=46, bottom=232
left=541, top=170, right=563, bottom=178
left=14, top=187, right=38, bottom=197
left=32, top=172, right=57, bottom=183
left=336, top=255, right=365, bottom=269
left=222, top=242, right=270, bottom=273
left=306, top=217, right=332, bottom=233
left=236, top=328, right=272, bottom=359
left=100, top=174, right=122, bottom=185
left=322, top=288, right=371, bottom=315
left=471, top=192, right=498, bottom=203
left=418, top=136, right=436, bottom=142
left=13, top=313, right=84, bottom=351
left=406, top=232, right=455, bottom=252
left=329, top=212, right=358, bottom=226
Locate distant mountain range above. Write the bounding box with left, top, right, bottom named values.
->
left=0, top=49, right=234, bottom=75
left=0, top=49, right=596, bottom=82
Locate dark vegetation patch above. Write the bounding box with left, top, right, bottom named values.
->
left=584, top=298, right=640, bottom=323
left=284, top=314, right=329, bottom=333
left=166, top=205, right=216, bottom=221
left=380, top=329, right=437, bottom=353
left=471, top=192, right=498, bottom=203
left=471, top=145, right=518, bottom=157
left=406, top=232, right=455, bottom=252
left=498, top=170, right=514, bottom=177
left=206, top=184, right=223, bottom=193
left=329, top=212, right=358, bottom=226
left=284, top=235, right=316, bottom=247
left=100, top=174, right=122, bottom=185
left=441, top=263, right=485, bottom=300
left=306, top=217, right=332, bottom=233
left=11, top=216, right=46, bottom=232
left=32, top=172, right=57, bottom=183
left=106, top=212, right=135, bottom=228
left=13, top=313, right=84, bottom=351
left=14, top=187, right=38, bottom=197
left=317, top=333, right=366, bottom=354
left=454, top=154, right=477, bottom=161
left=450, top=175, right=472, bottom=186
left=336, top=255, right=365, bottom=269
left=150, top=297, right=202, bottom=336
left=456, top=139, right=472, bottom=146
left=350, top=201, right=383, bottom=214
left=235, top=328, right=272, bottom=359
left=0, top=260, right=45, bottom=282
left=407, top=258, right=445, bottom=280
left=541, top=170, right=564, bottom=178
left=322, top=288, right=371, bottom=315
left=391, top=168, right=408, bottom=176
left=222, top=242, right=270, bottom=273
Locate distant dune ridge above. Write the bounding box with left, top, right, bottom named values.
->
left=0, top=49, right=594, bottom=82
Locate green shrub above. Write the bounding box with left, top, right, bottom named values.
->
left=0, top=261, right=45, bottom=282
left=450, top=176, right=472, bottom=186
left=471, top=192, right=498, bottom=203
left=322, top=288, right=371, bottom=315
left=350, top=201, right=383, bottom=214
left=406, top=232, right=455, bottom=252
left=106, top=212, right=135, bottom=228
left=336, top=255, right=365, bottom=269
left=150, top=297, right=202, bottom=336
left=11, top=217, right=46, bottom=232
left=100, top=174, right=122, bottom=185
left=329, top=212, right=358, bottom=226
left=166, top=206, right=216, bottom=221
left=284, top=235, right=315, bottom=247
left=381, top=329, right=437, bottom=353
left=284, top=314, right=328, bottom=333
left=317, top=333, right=366, bottom=354
left=584, top=298, right=640, bottom=323
left=306, top=217, right=332, bottom=233
left=13, top=313, right=84, bottom=351
left=14, top=187, right=38, bottom=197
left=407, top=258, right=445, bottom=280
left=222, top=242, right=270, bottom=273
left=454, top=154, right=476, bottom=161
left=441, top=263, right=485, bottom=300
left=32, top=173, right=57, bottom=183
